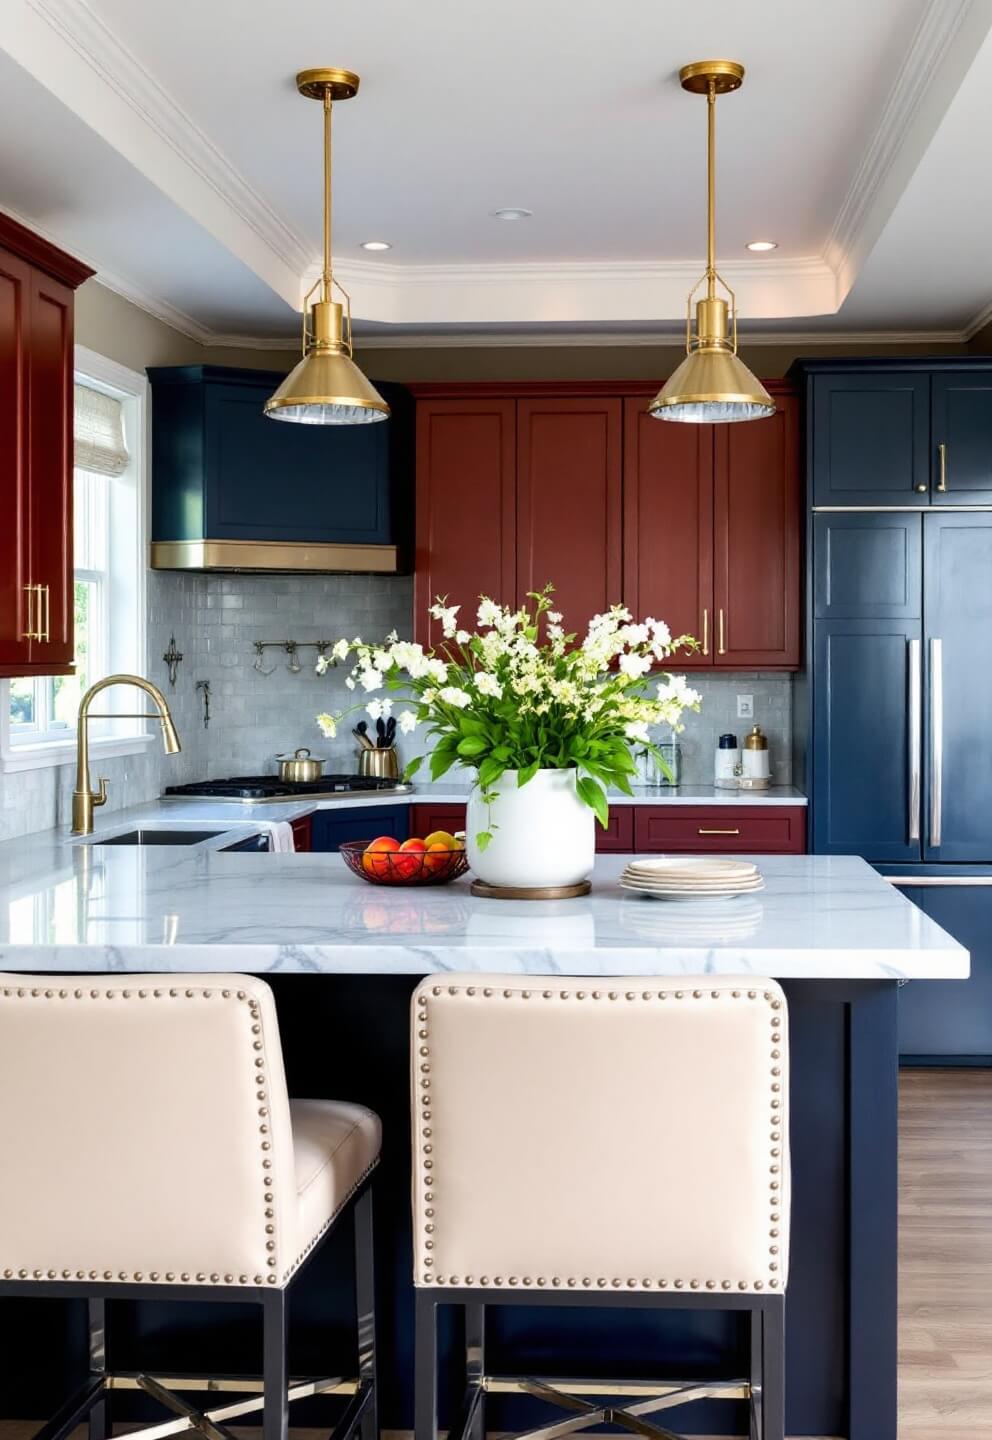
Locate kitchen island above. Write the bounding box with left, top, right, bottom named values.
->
left=0, top=842, right=965, bottom=1440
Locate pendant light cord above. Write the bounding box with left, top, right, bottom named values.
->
left=706, top=78, right=716, bottom=301
left=323, top=87, right=333, bottom=301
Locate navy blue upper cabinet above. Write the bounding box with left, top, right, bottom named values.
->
left=931, top=373, right=992, bottom=505
left=792, top=359, right=992, bottom=508
left=148, top=366, right=413, bottom=570
left=810, top=372, right=930, bottom=506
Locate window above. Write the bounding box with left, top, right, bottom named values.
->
left=1, top=348, right=149, bottom=771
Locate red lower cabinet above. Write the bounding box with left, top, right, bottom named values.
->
left=290, top=816, right=312, bottom=852
left=596, top=806, right=634, bottom=852
left=409, top=804, right=467, bottom=838
left=634, top=806, right=806, bottom=855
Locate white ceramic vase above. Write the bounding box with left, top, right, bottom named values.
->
left=466, top=768, right=596, bottom=890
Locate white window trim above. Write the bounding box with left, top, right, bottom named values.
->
left=0, top=346, right=154, bottom=774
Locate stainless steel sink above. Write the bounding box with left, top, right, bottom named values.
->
left=92, top=829, right=225, bottom=846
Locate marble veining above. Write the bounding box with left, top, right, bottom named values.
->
left=0, top=838, right=968, bottom=979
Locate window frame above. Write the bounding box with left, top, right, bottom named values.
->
left=0, top=346, right=153, bottom=774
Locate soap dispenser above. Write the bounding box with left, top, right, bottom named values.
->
left=740, top=725, right=771, bottom=789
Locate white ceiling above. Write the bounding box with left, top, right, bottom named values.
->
left=1, top=0, right=991, bottom=345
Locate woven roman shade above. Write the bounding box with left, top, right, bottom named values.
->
left=74, top=383, right=129, bottom=476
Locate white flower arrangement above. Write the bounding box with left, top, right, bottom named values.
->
left=317, top=585, right=701, bottom=847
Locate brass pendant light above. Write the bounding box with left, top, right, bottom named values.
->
left=265, top=69, right=389, bottom=426
left=649, top=61, right=774, bottom=425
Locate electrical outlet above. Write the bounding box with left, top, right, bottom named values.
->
left=737, top=694, right=754, bottom=719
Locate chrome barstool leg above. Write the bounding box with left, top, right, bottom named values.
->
left=262, top=1290, right=289, bottom=1440
left=465, top=1304, right=486, bottom=1440
left=761, top=1299, right=786, bottom=1440
left=88, top=1298, right=108, bottom=1440
left=414, top=1291, right=438, bottom=1440
left=354, top=1186, right=379, bottom=1440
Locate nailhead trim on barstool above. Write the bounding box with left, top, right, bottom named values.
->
left=0, top=982, right=280, bottom=1285
left=415, top=980, right=786, bottom=1292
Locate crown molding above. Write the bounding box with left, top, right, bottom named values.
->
left=353, top=326, right=969, bottom=351
left=963, top=296, right=992, bottom=341
left=825, top=0, right=982, bottom=298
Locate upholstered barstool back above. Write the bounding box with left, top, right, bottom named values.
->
left=412, top=975, right=789, bottom=1295
left=0, top=974, right=368, bottom=1289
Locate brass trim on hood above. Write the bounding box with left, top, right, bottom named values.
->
left=150, top=539, right=399, bottom=573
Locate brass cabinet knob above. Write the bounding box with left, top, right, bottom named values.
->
left=915, top=484, right=928, bottom=493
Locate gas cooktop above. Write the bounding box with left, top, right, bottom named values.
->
left=163, top=774, right=413, bottom=802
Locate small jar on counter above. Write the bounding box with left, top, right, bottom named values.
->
left=740, top=725, right=771, bottom=789
left=714, top=733, right=740, bottom=789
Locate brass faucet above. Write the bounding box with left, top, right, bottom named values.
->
left=72, top=674, right=181, bottom=835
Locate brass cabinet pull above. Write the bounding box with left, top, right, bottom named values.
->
left=38, top=583, right=50, bottom=642
left=698, top=827, right=741, bottom=836
left=718, top=608, right=726, bottom=655
left=937, top=442, right=948, bottom=492
left=22, top=584, right=44, bottom=641
left=701, top=608, right=709, bottom=656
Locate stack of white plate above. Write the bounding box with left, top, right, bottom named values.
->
left=618, top=856, right=764, bottom=902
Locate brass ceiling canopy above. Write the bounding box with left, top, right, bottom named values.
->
left=265, top=68, right=389, bottom=426
left=648, top=59, right=774, bottom=425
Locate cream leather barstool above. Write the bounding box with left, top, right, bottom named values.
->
left=411, top=975, right=790, bottom=1440
left=0, top=974, right=381, bottom=1440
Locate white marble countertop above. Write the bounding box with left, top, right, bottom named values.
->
left=0, top=835, right=967, bottom=979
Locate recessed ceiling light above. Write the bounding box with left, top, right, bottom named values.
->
left=491, top=207, right=533, bottom=221
left=360, top=240, right=392, bottom=251
left=746, top=239, right=778, bottom=252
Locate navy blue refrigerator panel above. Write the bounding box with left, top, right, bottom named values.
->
left=922, top=513, right=992, bottom=861
left=878, top=870, right=992, bottom=1061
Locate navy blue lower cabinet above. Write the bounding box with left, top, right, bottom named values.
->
left=812, top=618, right=922, bottom=861
left=309, top=804, right=409, bottom=852
left=883, top=872, right=992, bottom=1063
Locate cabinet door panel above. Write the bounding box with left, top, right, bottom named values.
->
left=923, top=513, right=992, bottom=861
left=204, top=382, right=394, bottom=543
left=634, top=805, right=805, bottom=854
left=516, top=399, right=622, bottom=634
left=596, top=805, right=634, bottom=853
left=932, top=373, right=992, bottom=505
left=310, top=804, right=409, bottom=852
left=622, top=400, right=712, bottom=665
left=415, top=401, right=516, bottom=647
left=27, top=271, right=74, bottom=669
left=714, top=396, right=800, bottom=667
left=409, top=804, right=467, bottom=838
left=894, top=880, right=992, bottom=1059
left=812, top=373, right=930, bottom=505
left=813, top=513, right=922, bottom=620
left=812, top=620, right=921, bottom=861
left=0, top=247, right=31, bottom=672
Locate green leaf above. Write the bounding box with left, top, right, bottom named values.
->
left=491, top=744, right=512, bottom=762
left=403, top=754, right=424, bottom=780
left=430, top=749, right=459, bottom=781
left=517, top=759, right=541, bottom=787
left=478, top=757, right=505, bottom=788
left=459, top=716, right=487, bottom=736
left=576, top=775, right=609, bottom=829
left=475, top=830, right=493, bottom=852
left=456, top=735, right=487, bottom=758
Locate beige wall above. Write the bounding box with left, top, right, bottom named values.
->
left=74, top=280, right=297, bottom=374
left=76, top=276, right=989, bottom=385
left=354, top=336, right=976, bottom=385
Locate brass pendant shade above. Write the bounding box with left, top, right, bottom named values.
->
left=649, top=61, right=774, bottom=425
left=265, top=69, right=389, bottom=426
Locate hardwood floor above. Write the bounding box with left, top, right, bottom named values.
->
left=2, top=1069, right=991, bottom=1440
left=899, top=1068, right=992, bottom=1440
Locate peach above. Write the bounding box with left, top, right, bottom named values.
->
left=396, top=836, right=428, bottom=879
left=362, top=835, right=401, bottom=878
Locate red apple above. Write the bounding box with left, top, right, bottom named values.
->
left=396, top=836, right=427, bottom=879
left=362, top=835, right=401, bottom=878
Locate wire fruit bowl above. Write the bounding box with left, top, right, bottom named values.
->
left=339, top=839, right=470, bottom=886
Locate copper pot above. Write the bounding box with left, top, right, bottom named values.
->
left=275, top=747, right=325, bottom=783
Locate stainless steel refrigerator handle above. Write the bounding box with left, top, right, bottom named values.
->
left=929, top=637, right=943, bottom=850
left=908, top=638, right=921, bottom=843
left=885, top=876, right=992, bottom=887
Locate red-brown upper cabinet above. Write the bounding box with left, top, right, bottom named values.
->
left=623, top=399, right=714, bottom=664
left=414, top=398, right=516, bottom=647
left=516, top=397, right=622, bottom=630
left=622, top=387, right=799, bottom=669
left=0, top=214, right=92, bottom=678
left=713, top=393, right=800, bottom=668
